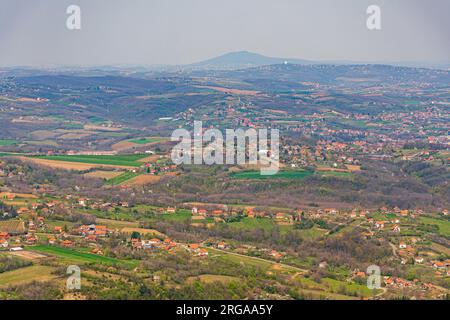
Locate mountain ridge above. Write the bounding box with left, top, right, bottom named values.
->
left=187, top=51, right=312, bottom=70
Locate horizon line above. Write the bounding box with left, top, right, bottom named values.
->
left=1, top=51, right=449, bottom=70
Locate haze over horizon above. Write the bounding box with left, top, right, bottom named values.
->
left=0, top=0, right=449, bottom=67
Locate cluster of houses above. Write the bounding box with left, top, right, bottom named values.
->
left=0, top=219, right=41, bottom=248
left=351, top=269, right=367, bottom=280
left=384, top=276, right=418, bottom=289
left=2, top=193, right=136, bottom=216
left=392, top=239, right=450, bottom=273
left=282, top=137, right=365, bottom=167
left=431, top=260, right=450, bottom=275
left=129, top=235, right=285, bottom=262
left=77, top=198, right=130, bottom=209
left=284, top=104, right=448, bottom=164
left=5, top=189, right=447, bottom=232
left=397, top=241, right=420, bottom=265
left=189, top=206, right=301, bottom=225
left=372, top=219, right=401, bottom=233
left=47, top=224, right=112, bottom=251
left=186, top=243, right=209, bottom=257
left=130, top=237, right=209, bottom=257
left=190, top=207, right=230, bottom=223
left=2, top=189, right=449, bottom=294
left=143, top=163, right=177, bottom=175
left=186, top=204, right=445, bottom=229
left=131, top=237, right=176, bottom=251
left=0, top=232, right=9, bottom=248
left=382, top=275, right=445, bottom=296
left=0, top=215, right=112, bottom=253
left=209, top=241, right=286, bottom=262
left=78, top=224, right=108, bottom=241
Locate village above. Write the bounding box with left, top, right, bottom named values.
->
left=0, top=187, right=449, bottom=299
left=0, top=48, right=448, bottom=301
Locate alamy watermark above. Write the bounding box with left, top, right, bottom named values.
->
left=66, top=265, right=81, bottom=290
left=66, top=5, right=81, bottom=30
left=171, top=121, right=279, bottom=175
left=366, top=5, right=382, bottom=30
left=65, top=4, right=381, bottom=31
left=366, top=264, right=381, bottom=290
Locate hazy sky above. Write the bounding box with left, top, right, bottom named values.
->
left=0, top=0, right=449, bottom=67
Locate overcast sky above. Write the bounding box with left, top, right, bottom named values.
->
left=0, top=0, right=449, bottom=67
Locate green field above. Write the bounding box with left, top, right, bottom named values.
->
left=0, top=152, right=20, bottom=157
left=30, top=245, right=136, bottom=267
left=293, top=227, right=327, bottom=240
left=231, top=170, right=313, bottom=180
left=321, top=278, right=377, bottom=298
left=105, top=171, right=139, bottom=185
left=33, top=154, right=147, bottom=167
left=228, top=217, right=275, bottom=231
left=128, top=137, right=168, bottom=145
left=187, top=274, right=240, bottom=284
left=87, top=116, right=107, bottom=124
left=0, top=265, right=58, bottom=287
left=78, top=207, right=137, bottom=221
left=337, top=119, right=368, bottom=129
left=317, top=171, right=352, bottom=178
left=0, top=139, right=18, bottom=146
left=419, top=216, right=450, bottom=237
left=207, top=248, right=275, bottom=270
left=95, top=218, right=140, bottom=229
left=207, top=247, right=300, bottom=273
left=157, top=209, right=192, bottom=222
left=429, top=242, right=450, bottom=256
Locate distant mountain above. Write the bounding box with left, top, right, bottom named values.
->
left=187, top=51, right=312, bottom=70
left=183, top=51, right=450, bottom=71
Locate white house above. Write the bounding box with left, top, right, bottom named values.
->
left=414, top=257, right=424, bottom=264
